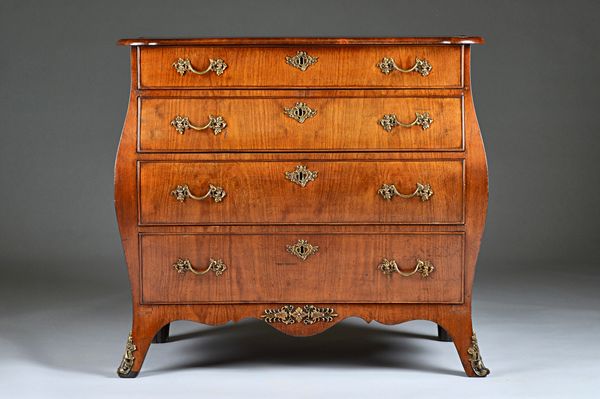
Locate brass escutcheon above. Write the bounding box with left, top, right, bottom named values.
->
left=286, top=50, right=318, bottom=71
left=286, top=239, right=319, bottom=261
left=283, top=102, right=317, bottom=123
left=285, top=165, right=318, bottom=187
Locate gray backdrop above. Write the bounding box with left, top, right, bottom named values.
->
left=2, top=0, right=599, bottom=286
left=0, top=1, right=599, bottom=396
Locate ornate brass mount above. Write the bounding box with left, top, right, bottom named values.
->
left=172, top=58, right=227, bottom=76
left=377, top=57, right=432, bottom=76
left=171, top=184, right=226, bottom=203
left=285, top=50, right=318, bottom=71
left=284, top=102, right=317, bottom=123
left=379, top=112, right=433, bottom=132
left=261, top=305, right=338, bottom=325
left=173, top=258, right=227, bottom=276
left=378, top=183, right=433, bottom=202
left=378, top=258, right=435, bottom=278
left=117, top=331, right=136, bottom=377
left=285, top=165, right=318, bottom=187
left=171, top=115, right=227, bottom=135
left=286, top=239, right=319, bottom=261
left=468, top=334, right=490, bottom=377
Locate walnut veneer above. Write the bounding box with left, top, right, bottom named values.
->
left=115, top=37, right=490, bottom=378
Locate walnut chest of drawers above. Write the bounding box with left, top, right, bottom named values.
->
left=115, top=37, right=490, bottom=378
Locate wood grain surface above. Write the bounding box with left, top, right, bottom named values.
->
left=140, top=232, right=464, bottom=303
left=138, top=160, right=464, bottom=225
left=139, top=96, right=463, bottom=152
left=119, top=37, right=484, bottom=46
left=139, top=46, right=462, bottom=88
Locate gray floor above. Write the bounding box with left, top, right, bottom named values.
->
left=1, top=261, right=599, bottom=398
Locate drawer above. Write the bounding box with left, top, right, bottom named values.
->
left=139, top=46, right=462, bottom=88
left=140, top=233, right=464, bottom=304
left=138, top=160, right=464, bottom=225
left=139, top=96, right=463, bottom=152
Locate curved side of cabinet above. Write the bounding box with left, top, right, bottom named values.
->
left=114, top=48, right=141, bottom=325
left=462, top=45, right=489, bottom=309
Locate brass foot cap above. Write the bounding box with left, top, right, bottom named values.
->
left=117, top=370, right=139, bottom=378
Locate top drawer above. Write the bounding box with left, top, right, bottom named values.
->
left=139, top=46, right=462, bottom=89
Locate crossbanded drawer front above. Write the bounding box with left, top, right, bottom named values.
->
left=140, top=233, right=464, bottom=304
left=139, top=46, right=462, bottom=88
left=138, top=160, right=464, bottom=225
left=139, top=96, right=463, bottom=152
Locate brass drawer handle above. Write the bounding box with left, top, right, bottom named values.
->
left=285, top=165, right=318, bottom=187
left=284, top=102, right=317, bottom=123
left=171, top=184, right=226, bottom=203
left=173, top=258, right=227, bottom=276
left=378, top=183, right=433, bottom=201
left=378, top=258, right=435, bottom=278
left=377, top=57, right=432, bottom=76
left=379, top=112, right=433, bottom=131
left=172, top=58, right=227, bottom=76
left=171, top=115, right=227, bottom=135
left=287, top=239, right=319, bottom=261
left=286, top=51, right=318, bottom=71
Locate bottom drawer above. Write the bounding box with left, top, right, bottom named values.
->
left=140, top=232, right=464, bottom=304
